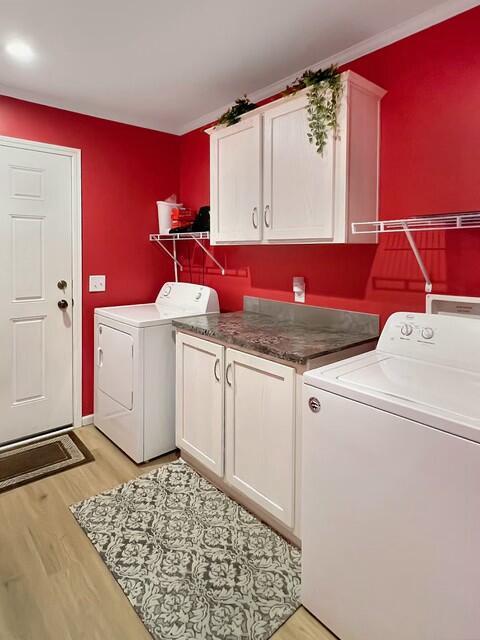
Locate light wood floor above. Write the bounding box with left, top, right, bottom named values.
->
left=0, top=425, right=336, bottom=640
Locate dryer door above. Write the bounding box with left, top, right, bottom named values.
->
left=97, top=323, right=134, bottom=410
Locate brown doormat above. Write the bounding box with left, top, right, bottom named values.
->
left=0, top=432, right=94, bottom=493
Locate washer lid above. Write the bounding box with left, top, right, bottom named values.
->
left=304, top=351, right=480, bottom=443
left=95, top=303, right=191, bottom=327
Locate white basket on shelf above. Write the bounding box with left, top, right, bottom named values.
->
left=157, top=200, right=182, bottom=234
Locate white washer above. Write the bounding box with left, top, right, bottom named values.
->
left=94, top=282, right=219, bottom=463
left=302, top=311, right=480, bottom=640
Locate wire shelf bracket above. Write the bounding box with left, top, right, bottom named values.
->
left=352, top=212, right=480, bottom=294
left=149, top=232, right=225, bottom=281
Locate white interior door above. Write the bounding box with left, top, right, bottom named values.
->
left=0, top=144, right=73, bottom=444
left=210, top=115, right=262, bottom=243
left=263, top=94, right=335, bottom=241
left=225, top=348, right=296, bottom=526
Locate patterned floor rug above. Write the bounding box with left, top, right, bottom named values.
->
left=70, top=459, right=301, bottom=640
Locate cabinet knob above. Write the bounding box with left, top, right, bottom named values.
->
left=264, top=205, right=271, bottom=228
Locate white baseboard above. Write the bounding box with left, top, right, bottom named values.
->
left=81, top=414, right=94, bottom=426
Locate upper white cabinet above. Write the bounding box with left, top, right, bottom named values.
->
left=263, top=94, right=335, bottom=242
left=208, top=71, right=386, bottom=245
left=210, top=114, right=262, bottom=243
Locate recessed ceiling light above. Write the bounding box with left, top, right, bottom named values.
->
left=5, top=39, right=35, bottom=63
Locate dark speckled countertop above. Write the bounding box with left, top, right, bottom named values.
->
left=173, top=307, right=378, bottom=365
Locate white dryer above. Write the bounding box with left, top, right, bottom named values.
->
left=94, top=282, right=219, bottom=462
left=302, top=311, right=480, bottom=640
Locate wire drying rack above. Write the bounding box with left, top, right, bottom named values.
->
left=149, top=232, right=225, bottom=281
left=352, top=212, right=480, bottom=293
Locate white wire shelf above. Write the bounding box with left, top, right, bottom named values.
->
left=149, top=231, right=225, bottom=279
left=149, top=232, right=210, bottom=241
left=352, top=212, right=480, bottom=234
left=352, top=212, right=480, bottom=294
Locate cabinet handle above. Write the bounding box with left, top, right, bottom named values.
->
left=264, top=204, right=271, bottom=228
left=213, top=358, right=221, bottom=382
left=97, top=347, right=103, bottom=367
left=225, top=363, right=233, bottom=387
left=252, top=207, right=258, bottom=229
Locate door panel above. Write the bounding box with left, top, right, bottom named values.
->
left=176, top=333, right=224, bottom=476
left=225, top=348, right=295, bottom=526
left=12, top=316, right=45, bottom=404
left=97, top=324, right=134, bottom=410
left=263, top=95, right=335, bottom=241
left=0, top=144, right=73, bottom=444
left=11, top=216, right=45, bottom=300
left=210, top=115, right=262, bottom=243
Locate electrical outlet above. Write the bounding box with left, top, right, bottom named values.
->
left=293, top=276, right=305, bottom=303
left=89, top=275, right=106, bottom=292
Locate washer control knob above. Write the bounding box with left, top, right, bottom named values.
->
left=163, top=285, right=172, bottom=296
left=421, top=326, right=434, bottom=340
left=308, top=397, right=321, bottom=413
left=400, top=323, right=413, bottom=336
left=195, top=292, right=202, bottom=300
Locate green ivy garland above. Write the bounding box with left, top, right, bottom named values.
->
left=216, top=95, right=257, bottom=127
left=284, top=65, right=343, bottom=154
left=215, top=66, right=342, bottom=155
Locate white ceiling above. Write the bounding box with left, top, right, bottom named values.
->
left=0, top=0, right=476, bottom=134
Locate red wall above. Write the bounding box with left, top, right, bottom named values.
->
left=0, top=97, right=178, bottom=415
left=2, top=6, right=479, bottom=417
left=178, top=7, right=480, bottom=320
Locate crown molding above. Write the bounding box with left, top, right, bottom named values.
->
left=177, top=0, right=479, bottom=135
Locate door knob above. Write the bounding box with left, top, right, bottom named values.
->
left=57, top=280, right=67, bottom=290
left=58, top=299, right=69, bottom=310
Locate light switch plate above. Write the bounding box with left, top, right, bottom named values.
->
left=89, top=275, right=106, bottom=292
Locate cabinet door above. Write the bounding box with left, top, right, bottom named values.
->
left=210, top=115, right=262, bottom=244
left=263, top=94, right=335, bottom=242
left=176, top=333, right=224, bottom=477
left=225, top=348, right=295, bottom=526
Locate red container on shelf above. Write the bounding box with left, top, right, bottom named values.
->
left=170, top=207, right=196, bottom=230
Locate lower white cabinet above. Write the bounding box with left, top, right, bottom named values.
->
left=175, top=332, right=296, bottom=529
left=225, top=348, right=296, bottom=527
left=175, top=332, right=224, bottom=477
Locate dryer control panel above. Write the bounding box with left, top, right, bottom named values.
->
left=155, top=282, right=219, bottom=314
